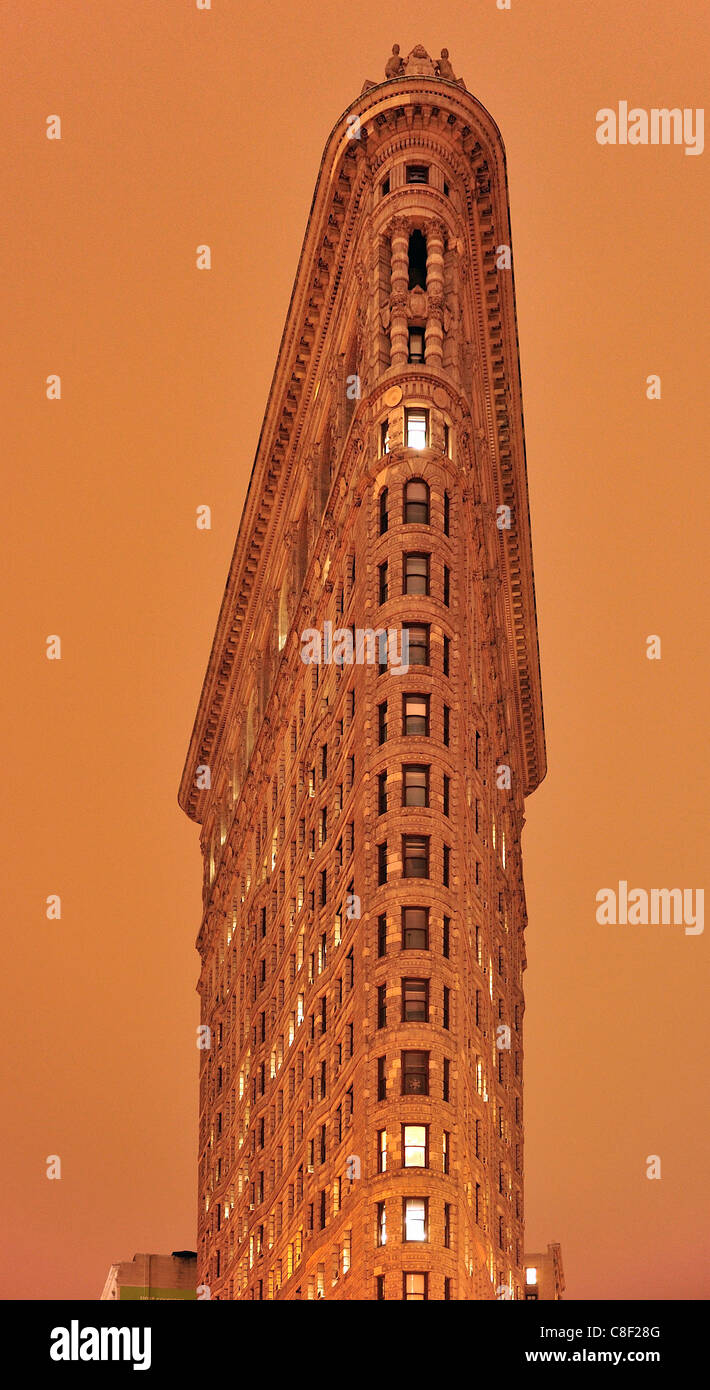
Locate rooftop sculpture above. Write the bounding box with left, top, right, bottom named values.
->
left=382, top=44, right=466, bottom=87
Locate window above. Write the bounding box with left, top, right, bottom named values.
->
left=443, top=1057, right=450, bottom=1102
left=379, top=486, right=389, bottom=533
left=403, top=694, right=429, bottom=737
left=402, top=977, right=429, bottom=1022
left=403, top=1197, right=428, bottom=1242
left=381, top=176, right=390, bottom=197
left=408, top=229, right=427, bottom=289
left=377, top=1056, right=387, bottom=1101
left=443, top=565, right=450, bottom=607
left=443, top=774, right=450, bottom=817
left=443, top=703, right=450, bottom=746
left=403, top=1272, right=428, bottom=1301
left=443, top=844, right=450, bottom=887
left=443, top=915, right=450, bottom=958
left=402, top=906, right=428, bottom=950
left=403, top=1124, right=428, bottom=1168
left=443, top=1130, right=450, bottom=1174
left=377, top=841, right=388, bottom=885
left=443, top=423, right=450, bottom=457
left=403, top=835, right=429, bottom=879
left=403, top=764, right=429, bottom=808
left=378, top=770, right=388, bottom=815
left=444, top=491, right=450, bottom=535
left=444, top=1277, right=451, bottom=1300
left=378, top=1129, right=387, bottom=1173
left=376, top=1200, right=387, bottom=1246
left=408, top=326, right=425, bottom=362
left=443, top=634, right=450, bottom=677
left=406, top=164, right=429, bottom=184
left=378, top=701, right=388, bottom=745
left=404, top=476, right=429, bottom=522
left=378, top=561, right=388, bottom=605
left=405, top=411, right=428, bottom=451
left=402, top=1050, right=429, bottom=1095
left=444, top=1203, right=451, bottom=1248
left=377, top=913, right=387, bottom=957
left=376, top=1274, right=385, bottom=1300
left=403, top=552, right=430, bottom=595
left=380, top=420, right=390, bottom=457
left=443, top=985, right=450, bottom=1030
left=377, top=983, right=387, bottom=1029
left=404, top=623, right=429, bottom=666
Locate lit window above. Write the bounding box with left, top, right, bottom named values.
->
left=406, top=411, right=429, bottom=450
left=403, top=1272, right=427, bottom=1301
left=526, top=1267, right=537, bottom=1286
left=403, top=1124, right=428, bottom=1167
left=377, top=1200, right=387, bottom=1246
left=403, top=1197, right=428, bottom=1242
left=378, top=1129, right=387, bottom=1173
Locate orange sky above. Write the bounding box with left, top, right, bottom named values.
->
left=2, top=0, right=708, bottom=1300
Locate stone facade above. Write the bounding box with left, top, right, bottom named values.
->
left=179, top=47, right=546, bottom=1301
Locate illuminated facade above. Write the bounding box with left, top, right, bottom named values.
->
left=179, top=44, right=546, bottom=1300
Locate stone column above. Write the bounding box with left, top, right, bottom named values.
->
left=389, top=217, right=410, bottom=368
left=425, top=219, right=446, bottom=368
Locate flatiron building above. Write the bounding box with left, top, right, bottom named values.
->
left=179, top=43, right=546, bottom=1301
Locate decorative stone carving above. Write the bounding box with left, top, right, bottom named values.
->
left=385, top=44, right=404, bottom=80
left=382, top=44, right=466, bottom=88
left=436, top=48, right=456, bottom=81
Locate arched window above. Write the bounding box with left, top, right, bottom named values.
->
left=408, top=230, right=427, bottom=289
left=404, top=479, right=430, bottom=525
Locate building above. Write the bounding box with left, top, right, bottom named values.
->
left=179, top=42, right=546, bottom=1301
left=100, top=1252, right=197, bottom=1301
left=524, top=1243, right=565, bottom=1300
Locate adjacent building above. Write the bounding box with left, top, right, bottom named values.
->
left=524, top=1243, right=565, bottom=1300
left=179, top=43, right=546, bottom=1300
left=100, top=1252, right=197, bottom=1301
